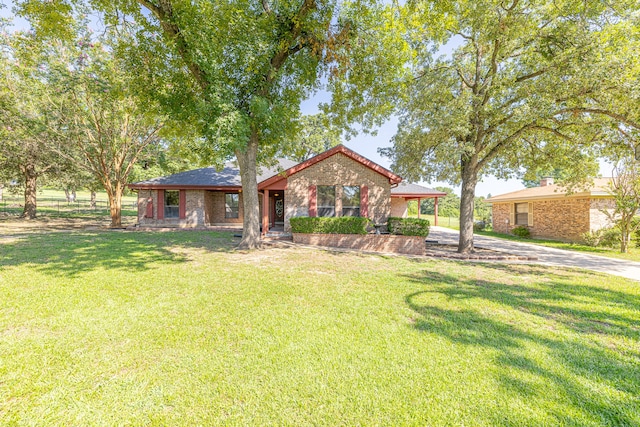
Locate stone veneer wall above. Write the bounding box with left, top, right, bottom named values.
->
left=136, top=190, right=206, bottom=227
left=292, top=233, right=426, bottom=255
left=285, top=152, right=391, bottom=231
left=492, top=197, right=606, bottom=242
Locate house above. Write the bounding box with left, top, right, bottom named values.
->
left=486, top=177, right=615, bottom=242
left=128, top=145, right=446, bottom=233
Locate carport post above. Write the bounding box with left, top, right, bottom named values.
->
left=434, top=197, right=439, bottom=226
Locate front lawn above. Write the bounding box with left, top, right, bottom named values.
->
left=1, top=231, right=639, bottom=425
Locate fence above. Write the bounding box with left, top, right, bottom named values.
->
left=0, top=197, right=137, bottom=216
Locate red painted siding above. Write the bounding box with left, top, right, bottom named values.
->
left=308, top=185, right=317, bottom=217
left=157, top=189, right=164, bottom=220
left=179, top=190, right=186, bottom=219
left=360, top=185, right=368, bottom=218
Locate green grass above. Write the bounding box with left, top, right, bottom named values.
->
left=1, top=231, right=639, bottom=425
left=477, top=230, right=640, bottom=262
left=408, top=214, right=460, bottom=230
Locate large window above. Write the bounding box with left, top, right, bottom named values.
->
left=515, top=202, right=528, bottom=225
left=317, top=185, right=336, bottom=217
left=342, top=186, right=360, bottom=217
left=164, top=190, right=179, bottom=218
left=225, top=193, right=239, bottom=218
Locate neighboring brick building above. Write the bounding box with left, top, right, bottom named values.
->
left=487, top=178, right=615, bottom=242
left=129, top=145, right=446, bottom=233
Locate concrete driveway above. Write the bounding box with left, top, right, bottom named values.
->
left=429, top=226, right=640, bottom=282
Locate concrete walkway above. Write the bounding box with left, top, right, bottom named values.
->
left=429, top=226, right=640, bottom=282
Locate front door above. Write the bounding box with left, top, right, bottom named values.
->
left=271, top=192, right=285, bottom=228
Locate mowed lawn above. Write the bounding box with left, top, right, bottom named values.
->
left=1, top=231, right=639, bottom=426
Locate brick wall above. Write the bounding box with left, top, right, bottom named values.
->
left=293, top=233, right=426, bottom=255
left=286, top=153, right=391, bottom=231
left=390, top=197, right=408, bottom=218
left=136, top=190, right=205, bottom=227
left=492, top=197, right=609, bottom=242
left=204, top=191, right=245, bottom=225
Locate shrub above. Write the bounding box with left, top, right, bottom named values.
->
left=387, top=217, right=430, bottom=237
left=289, top=216, right=370, bottom=234
left=473, top=220, right=487, bottom=232
left=512, top=226, right=531, bottom=238
left=633, top=217, right=640, bottom=248
left=581, top=230, right=603, bottom=247
left=599, top=227, right=621, bottom=249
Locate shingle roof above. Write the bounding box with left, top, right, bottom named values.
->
left=391, top=182, right=448, bottom=197
left=129, top=159, right=298, bottom=189
left=486, top=178, right=612, bottom=203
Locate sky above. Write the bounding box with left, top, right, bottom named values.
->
left=1, top=2, right=612, bottom=199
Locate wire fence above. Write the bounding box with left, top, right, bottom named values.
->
left=0, top=197, right=137, bottom=216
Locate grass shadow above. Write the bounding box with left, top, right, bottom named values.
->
left=0, top=230, right=237, bottom=276
left=404, top=268, right=640, bottom=425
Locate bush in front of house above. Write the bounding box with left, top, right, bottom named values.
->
left=387, top=217, right=430, bottom=237
left=512, top=226, right=531, bottom=239
left=581, top=229, right=603, bottom=247
left=289, top=217, right=370, bottom=234
left=582, top=227, right=622, bottom=248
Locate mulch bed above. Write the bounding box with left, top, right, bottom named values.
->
left=425, top=244, right=538, bottom=261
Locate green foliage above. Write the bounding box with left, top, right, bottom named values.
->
left=377, top=0, right=638, bottom=252
left=278, top=113, right=342, bottom=163
left=289, top=216, right=370, bottom=235
left=387, top=217, right=430, bottom=237
left=421, top=186, right=460, bottom=217
left=600, top=227, right=623, bottom=249
left=581, top=230, right=603, bottom=247
left=512, top=226, right=531, bottom=239
left=473, top=221, right=488, bottom=232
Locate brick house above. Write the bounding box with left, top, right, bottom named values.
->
left=129, top=145, right=446, bottom=233
left=486, top=177, right=615, bottom=242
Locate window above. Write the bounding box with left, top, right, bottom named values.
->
left=225, top=193, right=239, bottom=218
left=515, top=203, right=528, bottom=225
left=164, top=190, right=179, bottom=218
left=317, top=186, right=335, bottom=217
left=342, top=186, right=360, bottom=217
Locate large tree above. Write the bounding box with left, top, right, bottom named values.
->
left=49, top=34, right=165, bottom=227
left=18, top=0, right=362, bottom=248
left=380, top=0, right=639, bottom=253
left=0, top=29, right=67, bottom=219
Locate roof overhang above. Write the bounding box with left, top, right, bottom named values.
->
left=128, top=184, right=242, bottom=191
left=486, top=192, right=609, bottom=204
left=391, top=192, right=447, bottom=199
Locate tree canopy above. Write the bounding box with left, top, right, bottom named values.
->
left=379, top=0, right=640, bottom=252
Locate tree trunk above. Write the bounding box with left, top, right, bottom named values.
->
left=20, top=164, right=38, bottom=220
left=90, top=191, right=96, bottom=209
left=107, top=183, right=123, bottom=228
left=458, top=159, right=479, bottom=253
left=235, top=131, right=261, bottom=250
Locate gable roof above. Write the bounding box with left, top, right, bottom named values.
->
left=486, top=178, right=612, bottom=203
left=390, top=182, right=447, bottom=198
left=129, top=159, right=298, bottom=190
left=130, top=145, right=404, bottom=191
left=258, top=144, right=403, bottom=189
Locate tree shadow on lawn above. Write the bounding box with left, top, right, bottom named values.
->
left=404, top=267, right=640, bottom=426
left=0, top=230, right=237, bottom=276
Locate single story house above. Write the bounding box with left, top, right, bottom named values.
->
left=486, top=177, right=615, bottom=242
left=128, top=145, right=446, bottom=234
